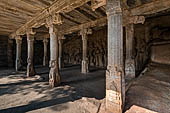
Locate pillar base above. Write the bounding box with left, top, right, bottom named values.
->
left=27, top=65, right=35, bottom=77
left=58, top=57, right=62, bottom=69
left=43, top=56, right=48, bottom=66
left=106, top=68, right=124, bottom=113
left=125, top=60, right=135, bottom=80
left=49, top=60, right=61, bottom=88
left=49, top=71, right=61, bottom=88
left=27, top=58, right=35, bottom=77
left=16, top=59, right=22, bottom=71
left=81, top=60, right=89, bottom=73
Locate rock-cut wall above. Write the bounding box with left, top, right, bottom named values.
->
left=63, top=27, right=107, bottom=68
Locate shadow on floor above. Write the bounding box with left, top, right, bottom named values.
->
left=0, top=65, right=105, bottom=113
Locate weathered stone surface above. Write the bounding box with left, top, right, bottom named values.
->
left=27, top=33, right=35, bottom=77
left=125, top=24, right=136, bottom=80
left=63, top=27, right=107, bottom=68
left=106, top=0, right=125, bottom=112
left=125, top=63, right=170, bottom=113
left=48, top=24, right=61, bottom=87
left=151, top=44, right=170, bottom=65
left=15, top=37, right=22, bottom=71
left=43, top=38, right=48, bottom=66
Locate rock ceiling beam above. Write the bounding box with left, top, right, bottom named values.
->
left=10, top=0, right=91, bottom=37
left=61, top=15, right=145, bottom=35
left=19, top=0, right=48, bottom=9
left=130, top=0, right=170, bottom=16
left=0, top=2, right=34, bottom=17
left=73, top=10, right=93, bottom=21
left=61, top=17, right=107, bottom=34
left=91, top=0, right=170, bottom=16
left=91, top=0, right=106, bottom=11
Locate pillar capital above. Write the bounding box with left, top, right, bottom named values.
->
left=123, top=16, right=145, bottom=26
left=26, top=28, right=36, bottom=35
left=46, top=13, right=63, bottom=31
left=58, top=34, right=65, bottom=40
left=43, top=38, right=48, bottom=43
left=15, top=36, right=22, bottom=44
left=26, top=28, right=35, bottom=41
left=106, top=0, right=122, bottom=16
left=91, top=0, right=106, bottom=11
left=80, top=28, right=92, bottom=40
left=80, top=28, right=92, bottom=36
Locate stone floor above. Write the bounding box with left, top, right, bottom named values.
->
left=0, top=65, right=105, bottom=113
left=125, top=63, right=170, bottom=113
left=1, top=64, right=170, bottom=113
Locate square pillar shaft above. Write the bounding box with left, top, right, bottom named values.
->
left=80, top=29, right=92, bottom=73
left=82, top=34, right=88, bottom=73
left=49, top=24, right=60, bottom=87
left=43, top=38, right=48, bottom=66
left=125, top=24, right=136, bottom=80
left=27, top=32, right=35, bottom=77
left=15, top=36, right=22, bottom=71
left=106, top=0, right=125, bottom=113
left=58, top=39, right=63, bottom=69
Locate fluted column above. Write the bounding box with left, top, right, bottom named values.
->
left=125, top=24, right=135, bottom=80
left=106, top=0, right=125, bottom=113
left=43, top=38, right=48, bottom=66
left=80, top=29, right=92, bottom=73
left=15, top=36, right=22, bottom=71
left=49, top=24, right=60, bottom=87
left=27, top=30, right=35, bottom=77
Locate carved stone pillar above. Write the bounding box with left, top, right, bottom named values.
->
left=125, top=24, right=135, bottom=80
left=106, top=0, right=125, bottom=113
left=27, top=30, right=35, bottom=77
left=15, top=36, right=22, bottom=71
left=58, top=39, right=64, bottom=69
left=49, top=24, right=60, bottom=87
left=43, top=38, right=48, bottom=66
left=80, top=29, right=92, bottom=73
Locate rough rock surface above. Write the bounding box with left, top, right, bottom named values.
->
left=63, top=27, right=107, bottom=68
left=125, top=63, right=170, bottom=113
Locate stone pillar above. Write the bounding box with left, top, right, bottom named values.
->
left=80, top=29, right=92, bottom=73
left=49, top=24, right=60, bottom=87
left=106, top=0, right=125, bottom=113
left=125, top=24, right=135, bottom=80
left=15, top=36, right=22, bottom=71
left=58, top=39, right=64, bottom=69
left=27, top=30, right=35, bottom=77
left=43, top=38, right=48, bottom=66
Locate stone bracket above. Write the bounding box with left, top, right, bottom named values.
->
left=91, top=0, right=106, bottom=11
left=46, top=13, right=63, bottom=28
left=80, top=28, right=92, bottom=40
